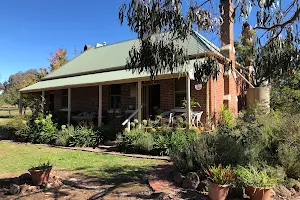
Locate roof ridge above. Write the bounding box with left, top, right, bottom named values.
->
left=191, top=30, right=220, bottom=53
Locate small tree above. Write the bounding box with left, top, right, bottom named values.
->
left=48, top=48, right=68, bottom=72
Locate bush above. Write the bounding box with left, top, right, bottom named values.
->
left=170, top=133, right=216, bottom=173
left=117, top=125, right=197, bottom=156
left=28, top=114, right=58, bottom=144
left=236, top=165, right=283, bottom=188
left=277, top=143, right=300, bottom=178
left=6, top=115, right=30, bottom=140
left=94, top=125, right=118, bottom=142
left=55, top=125, right=74, bottom=146
left=68, top=126, right=102, bottom=147
left=132, top=132, right=154, bottom=152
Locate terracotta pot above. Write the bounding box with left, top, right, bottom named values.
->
left=208, top=181, right=230, bottom=200
left=245, top=186, right=274, bottom=200
left=28, top=167, right=52, bottom=186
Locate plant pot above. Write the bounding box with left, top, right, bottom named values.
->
left=224, top=69, right=232, bottom=76
left=28, top=167, right=52, bottom=186
left=245, top=186, right=274, bottom=200
left=208, top=180, right=230, bottom=200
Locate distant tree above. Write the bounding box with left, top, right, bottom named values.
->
left=2, top=69, right=47, bottom=108
left=48, top=48, right=68, bottom=72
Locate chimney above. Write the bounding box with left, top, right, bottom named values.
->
left=84, top=44, right=92, bottom=51
left=220, top=0, right=238, bottom=113
left=220, top=0, right=235, bottom=60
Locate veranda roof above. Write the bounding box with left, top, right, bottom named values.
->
left=20, top=60, right=201, bottom=93
left=20, top=30, right=220, bottom=93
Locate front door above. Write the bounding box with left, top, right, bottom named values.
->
left=142, top=84, right=160, bottom=120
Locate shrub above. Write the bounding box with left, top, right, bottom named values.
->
left=132, top=132, right=154, bottom=152
left=236, top=165, right=282, bottom=188
left=68, top=126, right=102, bottom=147
left=6, top=115, right=29, bottom=140
left=277, top=143, right=300, bottom=179
left=55, top=125, right=74, bottom=146
left=94, top=125, right=117, bottom=143
left=117, top=125, right=197, bottom=156
left=220, top=106, right=235, bottom=127
left=27, top=114, right=58, bottom=144
left=170, top=133, right=216, bottom=173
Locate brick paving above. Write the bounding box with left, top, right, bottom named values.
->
left=148, top=164, right=209, bottom=200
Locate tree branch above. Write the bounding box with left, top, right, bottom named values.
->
left=254, top=7, right=300, bottom=31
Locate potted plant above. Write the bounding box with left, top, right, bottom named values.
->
left=182, top=98, right=200, bottom=110
left=28, top=161, right=53, bottom=186
left=205, top=164, right=237, bottom=200
left=236, top=166, right=277, bottom=200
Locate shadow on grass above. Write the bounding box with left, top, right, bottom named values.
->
left=0, top=164, right=171, bottom=200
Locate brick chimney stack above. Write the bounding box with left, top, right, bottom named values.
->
left=220, top=0, right=238, bottom=113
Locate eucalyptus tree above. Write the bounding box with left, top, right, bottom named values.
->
left=119, top=0, right=300, bottom=84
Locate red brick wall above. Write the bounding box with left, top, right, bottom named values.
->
left=158, top=79, right=175, bottom=112
left=191, top=80, right=207, bottom=122
left=71, top=86, right=99, bottom=112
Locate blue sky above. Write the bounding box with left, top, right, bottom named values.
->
left=0, top=0, right=255, bottom=82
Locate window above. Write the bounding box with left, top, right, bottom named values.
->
left=175, top=78, right=186, bottom=108
left=110, top=84, right=121, bottom=109
left=61, top=89, right=68, bottom=109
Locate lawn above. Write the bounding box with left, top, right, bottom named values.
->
left=0, top=141, right=166, bottom=178
left=0, top=107, right=31, bottom=118
left=0, top=141, right=168, bottom=199
left=0, top=118, right=10, bottom=126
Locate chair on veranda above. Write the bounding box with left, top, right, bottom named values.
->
left=191, top=111, right=203, bottom=127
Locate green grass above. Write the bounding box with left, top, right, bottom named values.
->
left=0, top=108, right=31, bottom=118
left=0, top=118, right=10, bottom=126
left=0, top=141, right=166, bottom=178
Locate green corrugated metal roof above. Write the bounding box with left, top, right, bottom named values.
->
left=21, top=30, right=220, bottom=93
left=42, top=31, right=219, bottom=81
left=20, top=59, right=200, bottom=93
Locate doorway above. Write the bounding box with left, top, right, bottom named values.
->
left=142, top=84, right=160, bottom=119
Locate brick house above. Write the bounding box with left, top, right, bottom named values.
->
left=20, top=1, right=245, bottom=129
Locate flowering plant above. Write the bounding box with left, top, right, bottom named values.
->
left=205, top=164, right=237, bottom=185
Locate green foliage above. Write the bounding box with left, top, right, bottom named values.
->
left=6, top=115, right=29, bottom=140
left=235, top=27, right=256, bottom=67
left=271, top=72, right=300, bottom=114
left=94, top=125, right=118, bottom=142
left=117, top=126, right=197, bottom=156
left=132, top=132, right=154, bottom=153
left=182, top=98, right=200, bottom=108
left=252, top=31, right=300, bottom=87
left=220, top=106, right=235, bottom=128
left=2, top=69, right=47, bottom=107
left=29, top=161, right=52, bottom=171
left=0, top=94, right=5, bottom=106
left=28, top=114, right=58, bottom=144
left=55, top=125, right=74, bottom=146
left=68, top=126, right=102, bottom=147
left=236, top=165, right=281, bottom=188
left=119, top=0, right=299, bottom=83
left=205, top=164, right=237, bottom=185
left=193, top=56, right=220, bottom=83
left=170, top=133, right=216, bottom=173
left=277, top=143, right=300, bottom=179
